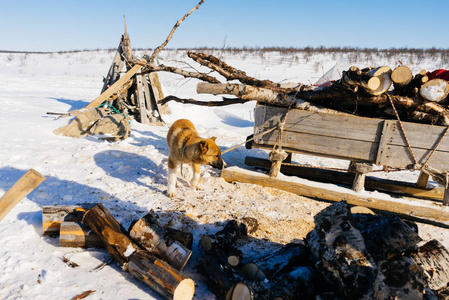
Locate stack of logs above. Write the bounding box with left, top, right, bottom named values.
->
left=43, top=201, right=449, bottom=299
left=159, top=51, right=449, bottom=126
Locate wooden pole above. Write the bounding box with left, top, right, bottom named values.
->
left=221, top=167, right=449, bottom=225
left=0, top=169, right=46, bottom=222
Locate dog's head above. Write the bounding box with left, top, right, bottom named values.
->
left=199, top=137, right=226, bottom=169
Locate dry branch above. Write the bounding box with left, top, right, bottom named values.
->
left=159, top=95, right=251, bottom=106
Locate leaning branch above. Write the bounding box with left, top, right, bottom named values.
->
left=141, top=63, right=220, bottom=83
left=158, top=95, right=251, bottom=106
left=148, top=0, right=206, bottom=64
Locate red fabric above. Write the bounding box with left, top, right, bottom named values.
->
left=427, top=69, right=449, bottom=81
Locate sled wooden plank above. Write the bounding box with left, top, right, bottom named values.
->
left=244, top=156, right=444, bottom=200
left=0, top=169, right=46, bottom=222
left=84, top=58, right=147, bottom=109
left=135, top=73, right=150, bottom=124
left=101, top=44, right=125, bottom=94
left=221, top=167, right=449, bottom=224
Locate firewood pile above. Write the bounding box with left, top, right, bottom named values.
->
left=42, top=201, right=449, bottom=300
left=158, top=51, right=449, bottom=127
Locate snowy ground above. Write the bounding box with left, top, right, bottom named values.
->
left=0, top=49, right=448, bottom=299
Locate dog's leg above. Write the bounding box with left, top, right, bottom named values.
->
left=167, top=159, right=178, bottom=198
left=190, top=164, right=201, bottom=190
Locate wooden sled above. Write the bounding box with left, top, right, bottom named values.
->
left=245, top=104, right=449, bottom=205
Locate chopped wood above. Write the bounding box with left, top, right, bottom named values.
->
left=42, top=204, right=97, bottom=235
left=71, top=290, right=95, bottom=300
left=353, top=214, right=422, bottom=262
left=200, top=220, right=247, bottom=253
left=308, top=201, right=376, bottom=299
left=241, top=242, right=311, bottom=281
left=420, top=78, right=449, bottom=103
left=0, top=169, right=45, bottom=222
left=128, top=250, right=195, bottom=300
left=83, top=203, right=141, bottom=267
left=411, top=240, right=449, bottom=296
left=372, top=256, right=425, bottom=300
left=59, top=221, right=103, bottom=248
left=129, top=213, right=192, bottom=270
left=391, top=65, right=413, bottom=86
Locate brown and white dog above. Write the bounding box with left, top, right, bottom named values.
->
left=166, top=119, right=225, bottom=198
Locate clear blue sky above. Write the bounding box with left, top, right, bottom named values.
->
left=2, top=0, right=449, bottom=51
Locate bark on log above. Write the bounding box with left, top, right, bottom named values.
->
left=372, top=256, right=425, bottom=300
left=128, top=250, right=195, bottom=300
left=411, top=240, right=449, bottom=296
left=241, top=242, right=311, bottom=281
left=129, top=213, right=192, bottom=270
left=200, top=219, right=248, bottom=253
left=308, top=201, right=376, bottom=299
left=83, top=203, right=141, bottom=267
left=59, top=221, right=103, bottom=248
left=42, top=204, right=97, bottom=235
left=353, top=213, right=422, bottom=262
left=0, top=169, right=45, bottom=222
left=163, top=226, right=194, bottom=250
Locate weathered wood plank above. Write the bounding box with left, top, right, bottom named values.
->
left=221, top=167, right=449, bottom=224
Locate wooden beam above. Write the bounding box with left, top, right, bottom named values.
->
left=84, top=58, right=147, bottom=109
left=221, top=167, right=449, bottom=225
left=0, top=169, right=46, bottom=222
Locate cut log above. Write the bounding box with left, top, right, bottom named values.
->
left=200, top=220, right=247, bottom=253
left=411, top=240, right=449, bottom=296
left=307, top=201, right=376, bottom=299
left=128, top=250, right=195, bottom=300
left=221, top=167, right=449, bottom=225
left=391, top=66, right=413, bottom=87
left=353, top=214, right=421, bottom=262
left=241, top=242, right=311, bottom=281
left=372, top=256, right=425, bottom=300
left=420, top=78, right=449, bottom=103
left=129, top=213, right=192, bottom=270
left=42, top=204, right=97, bottom=235
left=0, top=169, right=46, bottom=222
left=163, top=226, right=194, bottom=250
left=197, top=251, right=251, bottom=300
left=83, top=203, right=141, bottom=267
left=59, top=221, right=103, bottom=248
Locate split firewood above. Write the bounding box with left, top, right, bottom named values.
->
left=307, top=201, right=376, bottom=299
left=240, top=242, right=311, bottom=281
left=82, top=203, right=141, bottom=267
left=200, top=219, right=248, bottom=253
left=198, top=251, right=251, bottom=300
left=0, top=169, right=45, bottom=222
left=410, top=240, right=449, bottom=297
left=353, top=213, right=422, bottom=262
left=420, top=78, right=449, bottom=103
left=341, top=66, right=383, bottom=94
left=42, top=204, right=97, bottom=235
left=128, top=250, right=195, bottom=300
left=59, top=221, right=103, bottom=248
left=129, top=213, right=192, bottom=270
left=372, top=256, right=425, bottom=300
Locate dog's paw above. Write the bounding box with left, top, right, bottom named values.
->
left=167, top=191, right=176, bottom=198
left=195, top=183, right=202, bottom=191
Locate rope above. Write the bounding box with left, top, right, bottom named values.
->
left=221, top=125, right=278, bottom=155
left=386, top=94, right=419, bottom=168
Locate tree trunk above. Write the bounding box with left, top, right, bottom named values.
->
left=129, top=213, right=192, bottom=270
left=59, top=221, right=103, bottom=248
left=0, top=169, right=45, bottom=222
left=83, top=203, right=141, bottom=267
left=128, top=250, right=195, bottom=300
left=42, top=204, right=97, bottom=235
left=420, top=78, right=449, bottom=103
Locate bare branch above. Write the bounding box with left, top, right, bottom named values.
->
left=141, top=63, right=220, bottom=83
left=158, top=95, right=250, bottom=106
left=149, top=0, right=206, bottom=64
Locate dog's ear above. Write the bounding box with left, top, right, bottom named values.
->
left=200, top=140, right=209, bottom=153
left=210, top=137, right=217, bottom=142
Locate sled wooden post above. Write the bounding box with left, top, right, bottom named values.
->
left=0, top=169, right=46, bottom=222
left=349, top=162, right=373, bottom=192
